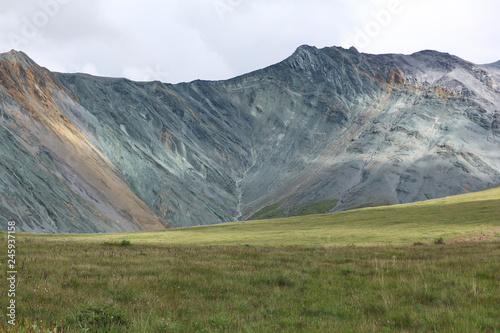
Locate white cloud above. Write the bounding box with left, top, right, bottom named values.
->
left=345, top=0, right=500, bottom=64
left=0, top=0, right=498, bottom=83
left=79, top=63, right=100, bottom=77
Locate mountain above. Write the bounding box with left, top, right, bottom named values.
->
left=0, top=46, right=499, bottom=232
left=0, top=50, right=169, bottom=232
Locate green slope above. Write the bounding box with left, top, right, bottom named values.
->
left=20, top=186, right=500, bottom=246
left=1, top=187, right=499, bottom=332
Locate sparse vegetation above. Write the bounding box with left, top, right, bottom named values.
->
left=103, top=240, right=132, bottom=247
left=61, top=303, right=130, bottom=331
left=249, top=200, right=338, bottom=220
left=434, top=237, right=445, bottom=245
left=248, top=203, right=282, bottom=220
left=291, top=200, right=338, bottom=217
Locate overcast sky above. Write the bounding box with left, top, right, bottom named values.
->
left=1, top=0, right=499, bottom=83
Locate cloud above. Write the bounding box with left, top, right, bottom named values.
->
left=0, top=0, right=498, bottom=83
left=344, top=0, right=500, bottom=64
left=79, top=62, right=100, bottom=76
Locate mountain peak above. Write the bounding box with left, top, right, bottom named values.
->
left=0, top=49, right=37, bottom=69
left=291, top=44, right=319, bottom=56
left=410, top=49, right=468, bottom=65
left=3, top=49, right=29, bottom=56
left=412, top=49, right=450, bottom=56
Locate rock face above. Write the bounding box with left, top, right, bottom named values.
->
left=1, top=46, right=499, bottom=232
left=0, top=51, right=170, bottom=232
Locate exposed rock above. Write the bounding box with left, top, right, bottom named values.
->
left=387, top=67, right=406, bottom=85
left=0, top=46, right=499, bottom=232
left=0, top=51, right=170, bottom=232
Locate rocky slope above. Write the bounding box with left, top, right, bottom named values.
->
left=1, top=46, right=499, bottom=232
left=0, top=51, right=169, bottom=232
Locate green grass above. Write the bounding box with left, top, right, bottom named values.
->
left=103, top=240, right=133, bottom=247
left=0, top=187, right=499, bottom=332
left=0, top=240, right=499, bottom=332
left=290, top=199, right=338, bottom=217
left=249, top=200, right=338, bottom=220
left=22, top=186, right=500, bottom=247
left=248, top=203, right=282, bottom=220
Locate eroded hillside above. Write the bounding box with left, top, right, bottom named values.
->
left=1, top=46, right=499, bottom=231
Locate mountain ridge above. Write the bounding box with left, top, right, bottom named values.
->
left=0, top=46, right=499, bottom=232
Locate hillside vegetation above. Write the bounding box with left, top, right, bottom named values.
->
left=24, top=186, right=500, bottom=247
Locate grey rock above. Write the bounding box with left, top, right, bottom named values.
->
left=0, top=46, right=499, bottom=232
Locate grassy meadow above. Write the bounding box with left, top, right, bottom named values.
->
left=0, top=187, right=499, bottom=332
left=21, top=186, right=500, bottom=247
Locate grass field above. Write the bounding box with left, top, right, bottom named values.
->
left=0, top=187, right=499, bottom=332
left=22, top=186, right=500, bottom=247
